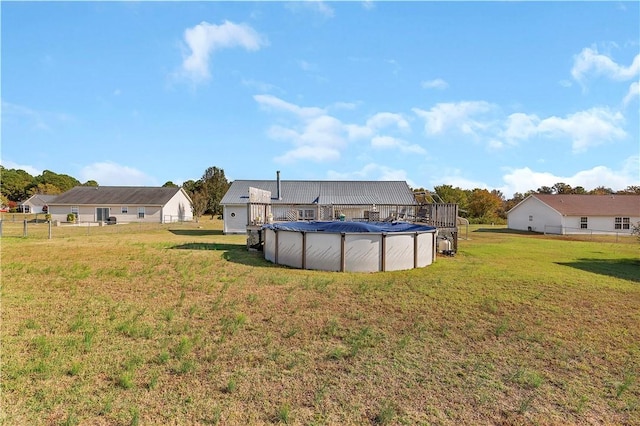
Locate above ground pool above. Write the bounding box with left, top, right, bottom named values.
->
left=261, top=221, right=437, bottom=272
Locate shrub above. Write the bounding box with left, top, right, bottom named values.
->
left=67, top=213, right=76, bottom=223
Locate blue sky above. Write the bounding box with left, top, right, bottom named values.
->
left=2, top=1, right=639, bottom=197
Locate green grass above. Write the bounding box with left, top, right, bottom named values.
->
left=1, top=219, right=639, bottom=425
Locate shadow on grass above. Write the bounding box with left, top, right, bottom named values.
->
left=556, top=258, right=640, bottom=283
left=168, top=229, right=224, bottom=236
left=171, top=242, right=276, bottom=268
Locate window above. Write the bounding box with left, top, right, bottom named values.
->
left=138, top=207, right=145, bottom=219
left=71, top=206, right=79, bottom=219
left=614, top=217, right=630, bottom=230
left=528, top=215, right=533, bottom=222
left=298, top=209, right=315, bottom=220
left=121, top=206, right=128, bottom=214
left=623, top=217, right=630, bottom=230
left=580, top=217, right=588, bottom=229
left=615, top=217, right=622, bottom=229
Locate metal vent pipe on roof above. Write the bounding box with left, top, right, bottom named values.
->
left=277, top=170, right=282, bottom=200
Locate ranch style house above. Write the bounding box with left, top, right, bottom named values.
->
left=507, top=194, right=640, bottom=235
left=47, top=186, right=193, bottom=224
left=220, top=172, right=419, bottom=235
left=19, top=194, right=58, bottom=214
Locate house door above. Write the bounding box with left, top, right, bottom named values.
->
left=96, top=207, right=110, bottom=222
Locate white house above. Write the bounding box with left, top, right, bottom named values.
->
left=19, top=194, right=58, bottom=213
left=220, top=172, right=418, bottom=234
left=48, top=186, right=193, bottom=224
left=507, top=194, right=640, bottom=235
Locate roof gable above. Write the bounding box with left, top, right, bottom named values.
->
left=519, top=194, right=640, bottom=216
left=221, top=180, right=417, bottom=205
left=49, top=186, right=184, bottom=206
left=21, top=194, right=58, bottom=206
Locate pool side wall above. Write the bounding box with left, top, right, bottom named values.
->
left=263, top=228, right=436, bottom=272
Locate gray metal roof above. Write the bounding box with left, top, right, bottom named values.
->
left=49, top=186, right=184, bottom=206
left=221, top=180, right=417, bottom=205
left=21, top=194, right=58, bottom=206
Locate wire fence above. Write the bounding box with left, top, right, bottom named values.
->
left=543, top=225, right=636, bottom=243
left=0, top=219, right=194, bottom=240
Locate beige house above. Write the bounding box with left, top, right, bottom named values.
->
left=507, top=194, right=640, bottom=234
left=19, top=194, right=58, bottom=213
left=48, top=186, right=193, bottom=224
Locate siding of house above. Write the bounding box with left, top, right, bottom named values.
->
left=508, top=194, right=640, bottom=234
left=508, top=197, right=561, bottom=233
left=223, top=205, right=248, bottom=234
left=162, top=189, right=194, bottom=223
left=47, top=186, right=194, bottom=224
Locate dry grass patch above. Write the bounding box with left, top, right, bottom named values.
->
left=1, top=220, right=638, bottom=425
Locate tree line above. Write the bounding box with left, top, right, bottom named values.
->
left=0, top=165, right=230, bottom=220
left=2, top=164, right=638, bottom=222
left=415, top=183, right=640, bottom=224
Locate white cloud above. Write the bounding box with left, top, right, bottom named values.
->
left=413, top=101, right=494, bottom=136
left=498, top=108, right=626, bottom=152
left=180, top=20, right=267, bottom=83
left=0, top=160, right=41, bottom=176
left=571, top=46, right=640, bottom=84
left=421, top=78, right=449, bottom=90
left=501, top=112, right=540, bottom=142
left=256, top=95, right=419, bottom=164
left=285, top=1, right=335, bottom=18
left=1, top=101, right=73, bottom=132
left=366, top=112, right=410, bottom=132
left=500, top=157, right=639, bottom=197
left=254, top=94, right=325, bottom=118
left=241, top=79, right=281, bottom=93
left=536, top=108, right=626, bottom=152
left=275, top=146, right=341, bottom=163
left=298, top=60, right=317, bottom=72
left=327, top=163, right=415, bottom=186
left=79, top=162, right=157, bottom=186
left=623, top=81, right=639, bottom=106
left=371, top=135, right=426, bottom=154
left=433, top=168, right=490, bottom=192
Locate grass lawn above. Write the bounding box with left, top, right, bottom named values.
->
left=1, top=220, right=638, bottom=425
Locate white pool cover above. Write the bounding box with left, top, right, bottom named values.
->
left=262, top=221, right=437, bottom=272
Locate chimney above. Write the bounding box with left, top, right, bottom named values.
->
left=276, top=170, right=282, bottom=200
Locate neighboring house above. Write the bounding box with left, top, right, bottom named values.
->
left=48, top=186, right=193, bottom=224
left=220, top=172, right=418, bottom=234
left=507, top=194, right=640, bottom=235
left=19, top=194, right=58, bottom=213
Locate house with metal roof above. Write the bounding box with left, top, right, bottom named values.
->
left=19, top=194, right=58, bottom=214
left=48, top=186, right=193, bottom=224
left=507, top=194, right=640, bottom=235
left=220, top=172, right=418, bottom=234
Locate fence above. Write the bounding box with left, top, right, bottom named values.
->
left=0, top=219, right=192, bottom=239
left=543, top=225, right=635, bottom=243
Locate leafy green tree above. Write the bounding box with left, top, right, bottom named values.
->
left=191, top=190, right=208, bottom=222
left=536, top=186, right=553, bottom=194
left=0, top=166, right=35, bottom=201
left=201, top=166, right=230, bottom=217
left=552, top=182, right=573, bottom=194
left=434, top=184, right=469, bottom=211
left=162, top=181, right=178, bottom=188
left=467, top=188, right=502, bottom=221
left=618, top=186, right=640, bottom=195
left=82, top=180, right=99, bottom=187
left=181, top=179, right=201, bottom=196
left=589, top=186, right=614, bottom=195
left=28, top=183, right=62, bottom=195
left=32, top=170, right=80, bottom=193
